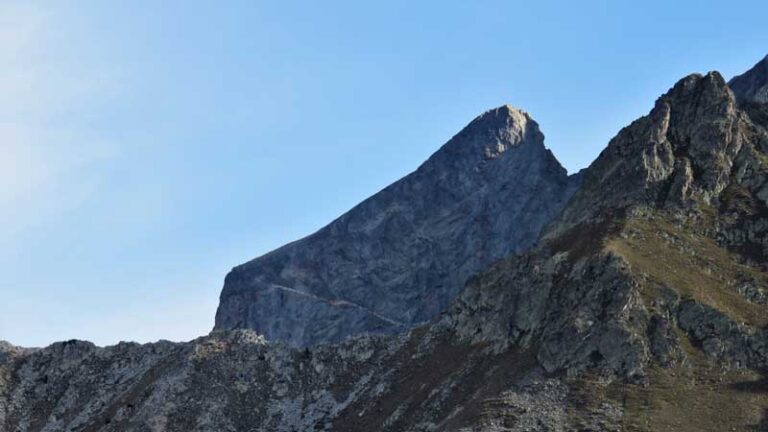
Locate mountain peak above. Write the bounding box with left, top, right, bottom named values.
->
left=728, top=54, right=768, bottom=104
left=214, top=104, right=577, bottom=347
left=467, top=104, right=535, bottom=135
left=547, top=69, right=740, bottom=237
left=433, top=104, right=546, bottom=165
left=478, top=104, right=530, bottom=121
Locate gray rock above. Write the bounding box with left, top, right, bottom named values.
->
left=548, top=71, right=744, bottom=240
left=0, top=328, right=594, bottom=432
left=215, top=105, right=580, bottom=347
left=730, top=56, right=768, bottom=128
left=677, top=300, right=768, bottom=370
left=730, top=55, right=768, bottom=104
left=646, top=315, right=684, bottom=368
left=444, top=247, right=650, bottom=381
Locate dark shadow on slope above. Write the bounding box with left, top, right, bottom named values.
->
left=730, top=369, right=768, bottom=394
left=730, top=370, right=768, bottom=431
left=758, top=409, right=768, bottom=432
left=332, top=328, right=539, bottom=431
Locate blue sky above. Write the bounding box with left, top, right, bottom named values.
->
left=1, top=1, right=766, bottom=347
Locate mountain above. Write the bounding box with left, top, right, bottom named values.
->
left=214, top=105, right=581, bottom=347
left=730, top=55, right=768, bottom=104
left=730, top=55, right=768, bottom=127
left=3, top=56, right=768, bottom=431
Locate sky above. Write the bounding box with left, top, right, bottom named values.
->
left=1, top=0, right=766, bottom=347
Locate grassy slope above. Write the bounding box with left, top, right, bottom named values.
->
left=592, top=208, right=768, bottom=431
left=607, top=211, right=768, bottom=327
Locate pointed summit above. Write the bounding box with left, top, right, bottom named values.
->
left=547, top=70, right=740, bottom=237
left=729, top=54, right=768, bottom=104
left=215, top=105, right=580, bottom=347
left=423, top=104, right=547, bottom=170
left=467, top=104, right=535, bottom=136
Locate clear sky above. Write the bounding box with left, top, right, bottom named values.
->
left=1, top=1, right=766, bottom=347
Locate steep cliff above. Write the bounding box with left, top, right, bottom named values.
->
left=214, top=105, right=580, bottom=347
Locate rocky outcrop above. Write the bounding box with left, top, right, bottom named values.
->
left=0, top=328, right=593, bottom=432
left=547, top=71, right=748, bottom=241
left=215, top=105, right=580, bottom=347
left=677, top=300, right=768, bottom=369
left=444, top=248, right=649, bottom=381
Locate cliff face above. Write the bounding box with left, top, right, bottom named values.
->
left=730, top=55, right=768, bottom=129
left=4, top=56, right=768, bottom=432
left=730, top=55, right=768, bottom=104
left=214, top=105, right=580, bottom=347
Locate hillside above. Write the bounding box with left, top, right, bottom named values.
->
left=2, top=56, right=768, bottom=431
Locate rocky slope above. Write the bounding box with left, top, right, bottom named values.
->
left=3, top=56, right=768, bottom=431
left=215, top=105, right=580, bottom=347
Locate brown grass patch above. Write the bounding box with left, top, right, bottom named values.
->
left=332, top=329, right=537, bottom=431
left=606, top=214, right=768, bottom=327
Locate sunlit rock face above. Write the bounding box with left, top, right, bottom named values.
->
left=214, top=105, right=580, bottom=347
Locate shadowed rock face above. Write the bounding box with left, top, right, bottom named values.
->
left=730, top=55, right=768, bottom=127
left=730, top=55, right=768, bottom=104
left=214, top=105, right=581, bottom=347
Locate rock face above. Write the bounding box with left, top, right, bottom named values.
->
left=549, top=70, right=743, bottom=237
left=730, top=55, right=768, bottom=104
left=730, top=55, right=768, bottom=141
left=4, top=56, right=768, bottom=432
left=214, top=105, right=580, bottom=347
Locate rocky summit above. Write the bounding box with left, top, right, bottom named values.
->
left=214, top=105, right=580, bottom=347
left=3, top=56, right=768, bottom=432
